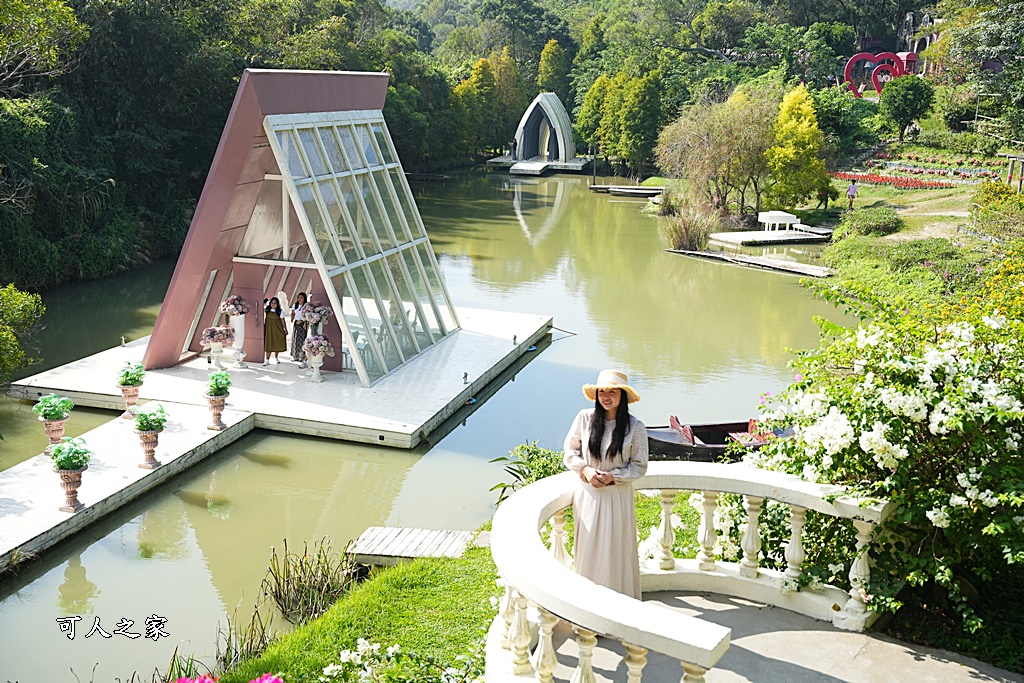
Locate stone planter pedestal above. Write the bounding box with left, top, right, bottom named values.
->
left=55, top=465, right=88, bottom=512
left=229, top=315, right=247, bottom=368
left=206, top=393, right=228, bottom=431
left=135, top=429, right=163, bottom=469
left=307, top=353, right=325, bottom=383
left=119, top=384, right=141, bottom=419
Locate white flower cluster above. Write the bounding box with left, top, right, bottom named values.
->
left=983, top=313, right=1006, bottom=330
left=856, top=325, right=883, bottom=348
left=928, top=399, right=955, bottom=436
left=926, top=507, right=950, bottom=528
left=801, top=406, right=855, bottom=456
left=858, top=421, right=909, bottom=470
left=877, top=388, right=927, bottom=422
left=954, top=468, right=1000, bottom=508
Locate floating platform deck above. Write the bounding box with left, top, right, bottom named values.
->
left=486, top=155, right=590, bottom=175
left=0, top=403, right=252, bottom=572
left=350, top=526, right=476, bottom=566
left=11, top=307, right=552, bottom=450
left=668, top=250, right=834, bottom=278
left=588, top=185, right=665, bottom=196
left=709, top=230, right=830, bottom=246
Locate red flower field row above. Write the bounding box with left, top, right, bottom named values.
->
left=832, top=171, right=955, bottom=190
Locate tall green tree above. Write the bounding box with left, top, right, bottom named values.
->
left=618, top=71, right=663, bottom=172
left=537, top=39, right=571, bottom=108
left=879, top=75, right=935, bottom=142
left=0, top=0, right=87, bottom=95
left=596, top=72, right=629, bottom=160
left=452, top=57, right=500, bottom=154
left=575, top=74, right=610, bottom=151
left=570, top=13, right=607, bottom=114
left=0, top=283, right=44, bottom=387
left=492, top=48, right=530, bottom=149
left=766, top=85, right=827, bottom=209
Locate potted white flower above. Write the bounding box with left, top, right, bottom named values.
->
left=133, top=404, right=168, bottom=469
left=49, top=437, right=92, bottom=512
left=116, top=361, right=145, bottom=419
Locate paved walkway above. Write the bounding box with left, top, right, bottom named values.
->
left=500, top=591, right=1022, bottom=682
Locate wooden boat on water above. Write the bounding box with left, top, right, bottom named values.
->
left=607, top=187, right=663, bottom=198
left=647, top=421, right=766, bottom=462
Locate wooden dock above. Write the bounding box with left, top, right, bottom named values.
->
left=667, top=250, right=834, bottom=278
left=709, top=229, right=829, bottom=246
left=350, top=526, right=476, bottom=566
left=589, top=185, right=665, bottom=195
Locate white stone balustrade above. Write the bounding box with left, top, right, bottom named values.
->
left=488, top=461, right=895, bottom=683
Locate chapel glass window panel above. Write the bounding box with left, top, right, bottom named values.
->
left=334, top=272, right=383, bottom=382
left=319, top=128, right=348, bottom=173
left=356, top=125, right=380, bottom=166
left=401, top=249, right=443, bottom=340
left=318, top=180, right=354, bottom=265
left=388, top=168, right=424, bottom=238
left=371, top=122, right=396, bottom=164
left=369, top=258, right=417, bottom=360
left=277, top=130, right=308, bottom=179
left=416, top=243, right=457, bottom=333
left=298, top=128, right=329, bottom=177
left=340, top=175, right=380, bottom=258
left=337, top=126, right=362, bottom=167
left=297, top=183, right=341, bottom=267
left=373, top=170, right=410, bottom=242
left=351, top=265, right=402, bottom=372
left=357, top=175, right=395, bottom=250
left=387, top=254, right=432, bottom=348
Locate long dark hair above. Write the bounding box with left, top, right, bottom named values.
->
left=294, top=292, right=307, bottom=308
left=265, top=297, right=282, bottom=315
left=588, top=389, right=631, bottom=458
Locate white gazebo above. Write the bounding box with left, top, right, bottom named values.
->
left=757, top=210, right=799, bottom=232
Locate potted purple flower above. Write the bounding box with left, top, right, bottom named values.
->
left=301, top=335, right=335, bottom=383
left=300, top=301, right=333, bottom=334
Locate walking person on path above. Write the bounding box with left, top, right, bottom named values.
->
left=847, top=178, right=859, bottom=210
left=562, top=369, right=649, bottom=599
left=263, top=297, right=288, bottom=366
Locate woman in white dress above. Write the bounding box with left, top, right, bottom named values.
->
left=563, top=369, right=649, bottom=599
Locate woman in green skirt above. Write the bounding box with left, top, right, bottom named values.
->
left=263, top=297, right=288, bottom=365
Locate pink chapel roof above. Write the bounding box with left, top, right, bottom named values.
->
left=143, top=69, right=390, bottom=369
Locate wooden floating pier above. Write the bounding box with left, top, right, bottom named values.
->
left=708, top=229, right=829, bottom=246
left=589, top=185, right=665, bottom=197
left=350, top=526, right=476, bottom=566
left=667, top=250, right=835, bottom=278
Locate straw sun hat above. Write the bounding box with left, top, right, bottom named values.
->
left=582, top=369, right=640, bottom=404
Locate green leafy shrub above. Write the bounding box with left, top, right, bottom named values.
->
left=834, top=207, right=904, bottom=238
left=50, top=437, right=92, bottom=470
left=134, top=404, right=168, bottom=432
left=916, top=129, right=953, bottom=149
left=33, top=393, right=73, bottom=420
left=978, top=136, right=1000, bottom=157
left=971, top=182, right=1024, bottom=240
left=118, top=361, right=145, bottom=387
left=950, top=132, right=979, bottom=155
left=660, top=200, right=719, bottom=250
left=489, top=441, right=565, bottom=503
left=208, top=371, right=231, bottom=397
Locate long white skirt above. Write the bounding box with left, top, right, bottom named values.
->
left=572, top=479, right=641, bottom=600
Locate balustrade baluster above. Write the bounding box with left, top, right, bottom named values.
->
left=624, top=643, right=647, bottom=683
left=739, top=495, right=764, bottom=578
left=784, top=505, right=807, bottom=579
left=551, top=509, right=572, bottom=567
left=697, top=491, right=719, bottom=571
left=499, top=583, right=515, bottom=649
left=681, top=662, right=708, bottom=683
left=569, top=627, right=598, bottom=683
left=658, top=489, right=678, bottom=570
left=509, top=590, right=534, bottom=675
left=532, top=609, right=559, bottom=683
left=840, top=519, right=874, bottom=621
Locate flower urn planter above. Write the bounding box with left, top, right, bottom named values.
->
left=134, top=429, right=163, bottom=469
left=206, top=393, right=228, bottom=431
left=119, top=384, right=141, bottom=419
left=307, top=353, right=326, bottom=383
left=40, top=414, right=69, bottom=453
left=229, top=315, right=247, bottom=368
left=55, top=465, right=88, bottom=513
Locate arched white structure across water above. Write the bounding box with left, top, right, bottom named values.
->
left=488, top=92, right=588, bottom=175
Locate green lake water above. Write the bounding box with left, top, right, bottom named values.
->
left=0, top=172, right=843, bottom=680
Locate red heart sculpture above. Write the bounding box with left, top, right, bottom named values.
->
left=844, top=51, right=908, bottom=98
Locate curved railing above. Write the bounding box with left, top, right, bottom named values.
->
left=489, top=461, right=895, bottom=683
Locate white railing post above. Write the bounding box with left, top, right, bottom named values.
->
left=681, top=662, right=708, bottom=683
left=784, top=505, right=806, bottom=579
left=570, top=627, right=598, bottom=683
left=739, top=495, right=763, bottom=578
left=532, top=608, right=559, bottom=683
left=551, top=508, right=572, bottom=567
left=509, top=590, right=534, bottom=675
left=658, top=489, right=678, bottom=570
left=624, top=643, right=648, bottom=683
left=499, top=582, right=515, bottom=649
left=697, top=491, right=719, bottom=571
left=834, top=519, right=875, bottom=630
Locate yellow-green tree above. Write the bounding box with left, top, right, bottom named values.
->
left=536, top=39, right=571, bottom=107
left=453, top=58, right=500, bottom=155
left=765, top=85, right=827, bottom=209
left=596, top=72, right=629, bottom=160
left=0, top=284, right=44, bottom=388
left=618, top=71, right=662, bottom=172
left=492, top=48, right=530, bottom=150
left=575, top=73, right=609, bottom=151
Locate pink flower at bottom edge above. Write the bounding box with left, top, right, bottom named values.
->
left=250, top=675, right=284, bottom=683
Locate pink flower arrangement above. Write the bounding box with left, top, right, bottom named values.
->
left=220, top=295, right=252, bottom=316
left=300, top=301, right=333, bottom=326
left=176, top=676, right=282, bottom=683
left=200, top=325, right=235, bottom=346
left=302, top=334, right=336, bottom=357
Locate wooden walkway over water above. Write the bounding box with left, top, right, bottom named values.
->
left=350, top=526, right=476, bottom=566
left=668, top=250, right=834, bottom=278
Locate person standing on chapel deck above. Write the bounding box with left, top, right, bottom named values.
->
left=290, top=292, right=309, bottom=369
left=846, top=178, right=859, bottom=210
left=563, top=370, right=649, bottom=600
left=262, top=297, right=288, bottom=366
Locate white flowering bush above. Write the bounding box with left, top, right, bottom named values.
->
left=747, top=298, right=1024, bottom=631
left=319, top=638, right=484, bottom=683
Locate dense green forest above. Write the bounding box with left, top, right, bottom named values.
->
left=1, top=0, right=1021, bottom=290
